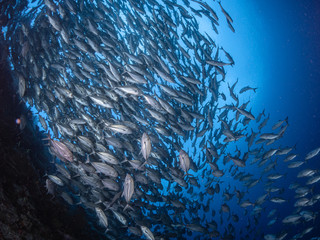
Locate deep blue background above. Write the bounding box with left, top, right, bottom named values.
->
left=255, top=0, right=320, bottom=151
left=198, top=1, right=320, bottom=238
left=236, top=1, right=320, bottom=238
left=216, top=0, right=320, bottom=153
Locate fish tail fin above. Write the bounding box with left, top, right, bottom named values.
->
left=285, top=116, right=289, bottom=123
left=311, top=185, right=315, bottom=195
left=201, top=142, right=207, bottom=150
left=123, top=204, right=134, bottom=211
left=266, top=190, right=271, bottom=198
left=85, top=154, right=91, bottom=164
left=273, top=159, right=277, bottom=169
left=97, top=120, right=105, bottom=126
left=182, top=172, right=192, bottom=178
left=253, top=88, right=258, bottom=92
left=42, top=130, right=52, bottom=141
left=312, top=212, right=317, bottom=225
left=140, top=159, right=148, bottom=168
left=121, top=69, right=127, bottom=75
left=88, top=150, right=96, bottom=156
left=104, top=202, right=112, bottom=211
left=18, top=98, right=26, bottom=105
left=120, top=157, right=128, bottom=164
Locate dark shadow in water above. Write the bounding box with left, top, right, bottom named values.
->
left=0, top=43, right=107, bottom=240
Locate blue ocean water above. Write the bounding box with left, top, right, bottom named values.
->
left=1, top=0, right=320, bottom=239
left=215, top=0, right=320, bottom=142
left=198, top=0, right=320, bottom=238
left=182, top=0, right=320, bottom=238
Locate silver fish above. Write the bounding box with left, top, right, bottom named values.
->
left=140, top=226, right=155, bottom=240
left=122, top=173, right=134, bottom=211
left=95, top=207, right=108, bottom=229
left=179, top=149, right=190, bottom=175
left=141, top=132, right=151, bottom=161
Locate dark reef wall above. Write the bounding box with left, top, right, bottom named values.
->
left=0, top=44, right=103, bottom=240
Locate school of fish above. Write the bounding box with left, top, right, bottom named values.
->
left=1, top=0, right=320, bottom=239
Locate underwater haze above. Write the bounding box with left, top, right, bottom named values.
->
left=1, top=0, right=320, bottom=239
left=220, top=0, right=320, bottom=148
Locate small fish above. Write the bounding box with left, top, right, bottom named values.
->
left=141, top=132, right=151, bottom=161
left=108, top=124, right=133, bottom=134
left=48, top=175, right=64, bottom=186
left=95, top=207, right=108, bottom=229
left=45, top=133, right=73, bottom=163
left=305, top=147, right=320, bottom=161
left=179, top=149, right=191, bottom=175
left=218, top=1, right=233, bottom=23
left=239, top=86, right=257, bottom=94
left=122, top=174, right=134, bottom=211
left=140, top=226, right=155, bottom=240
